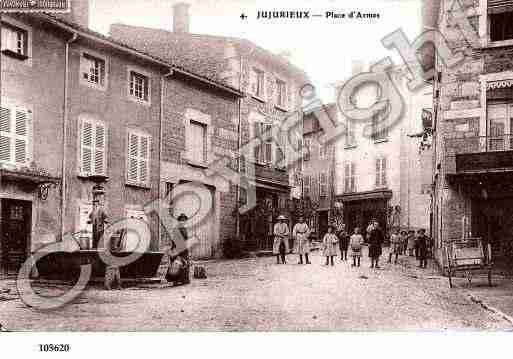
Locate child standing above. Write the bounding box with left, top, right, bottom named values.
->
left=388, top=228, right=401, bottom=264
left=322, top=225, right=338, bottom=266
left=350, top=227, right=364, bottom=267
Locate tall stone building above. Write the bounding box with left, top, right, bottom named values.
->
left=0, top=0, right=245, bottom=276
left=110, top=2, right=309, bottom=253
left=301, top=104, right=337, bottom=238
left=424, top=0, right=513, bottom=267
left=334, top=63, right=433, bottom=236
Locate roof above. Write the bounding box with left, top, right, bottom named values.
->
left=34, top=13, right=242, bottom=96
left=109, top=23, right=309, bottom=87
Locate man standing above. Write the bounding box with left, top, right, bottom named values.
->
left=273, top=215, right=290, bottom=264
left=368, top=220, right=384, bottom=269
left=89, top=195, right=109, bottom=249
left=416, top=229, right=429, bottom=268
left=293, top=216, right=311, bottom=264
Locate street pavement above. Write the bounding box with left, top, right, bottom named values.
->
left=0, top=248, right=512, bottom=331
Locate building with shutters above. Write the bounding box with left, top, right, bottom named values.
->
left=110, top=2, right=309, bottom=254
left=423, top=0, right=513, bottom=268
left=300, top=104, right=337, bottom=239
left=0, top=0, right=245, bottom=275
left=333, top=63, right=433, bottom=237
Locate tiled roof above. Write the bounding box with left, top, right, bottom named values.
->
left=109, top=23, right=309, bottom=86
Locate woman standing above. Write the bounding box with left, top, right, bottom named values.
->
left=407, top=229, right=416, bottom=256
left=273, top=215, right=290, bottom=264
left=322, top=225, right=339, bottom=266
left=388, top=227, right=401, bottom=264
left=368, top=221, right=384, bottom=269
left=293, top=216, right=311, bottom=264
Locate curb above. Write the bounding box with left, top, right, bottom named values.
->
left=468, top=293, right=513, bottom=326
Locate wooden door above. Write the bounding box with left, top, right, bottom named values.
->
left=1, top=199, right=31, bottom=275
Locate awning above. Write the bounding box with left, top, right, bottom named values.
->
left=0, top=168, right=60, bottom=185
left=255, top=180, right=290, bottom=193
left=488, top=0, right=513, bottom=14
left=337, top=189, right=392, bottom=202
left=487, top=79, right=513, bottom=90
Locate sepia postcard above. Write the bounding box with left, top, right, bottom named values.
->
left=0, top=0, right=512, bottom=355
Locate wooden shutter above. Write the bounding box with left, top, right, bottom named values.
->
left=94, top=123, right=106, bottom=174
left=127, top=132, right=151, bottom=185
left=128, top=132, right=139, bottom=182
left=264, top=123, right=272, bottom=164
left=139, top=135, right=150, bottom=184
left=0, top=106, right=11, bottom=162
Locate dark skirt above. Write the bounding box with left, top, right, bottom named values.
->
left=368, top=244, right=382, bottom=258
left=339, top=238, right=349, bottom=250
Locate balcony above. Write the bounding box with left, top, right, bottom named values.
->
left=253, top=163, right=290, bottom=189
left=444, top=135, right=513, bottom=179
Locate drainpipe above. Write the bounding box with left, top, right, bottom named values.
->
left=61, top=32, right=78, bottom=240
left=235, top=54, right=244, bottom=239
left=159, top=69, right=174, bottom=250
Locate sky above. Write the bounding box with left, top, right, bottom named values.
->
left=89, top=0, right=423, bottom=102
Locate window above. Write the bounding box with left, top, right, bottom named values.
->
left=0, top=104, right=31, bottom=165
left=254, top=122, right=273, bottom=164
left=487, top=102, right=513, bottom=151
left=375, top=157, right=387, bottom=188
left=79, top=118, right=107, bottom=176
left=1, top=22, right=28, bottom=59
left=311, top=176, right=318, bottom=198
left=488, top=1, right=513, bottom=42
left=344, top=162, right=356, bottom=193
left=303, top=175, right=311, bottom=197
left=303, top=138, right=311, bottom=161
left=81, top=52, right=106, bottom=88
left=127, top=131, right=151, bottom=186
left=250, top=68, right=265, bottom=98
left=129, top=70, right=150, bottom=103
left=275, top=79, right=286, bottom=108
left=189, top=121, right=208, bottom=164
left=319, top=172, right=328, bottom=197
left=372, top=114, right=388, bottom=141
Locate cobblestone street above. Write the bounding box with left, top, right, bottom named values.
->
left=1, top=249, right=512, bottom=331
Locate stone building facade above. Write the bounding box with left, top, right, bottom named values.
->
left=424, top=0, right=513, bottom=267
left=0, top=0, right=245, bottom=275
left=301, top=104, right=337, bottom=239
left=110, top=2, right=309, bottom=253
left=334, top=64, right=433, bottom=237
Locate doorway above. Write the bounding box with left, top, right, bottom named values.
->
left=1, top=199, right=31, bottom=276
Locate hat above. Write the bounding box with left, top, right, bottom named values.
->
left=177, top=213, right=188, bottom=221
left=277, top=215, right=287, bottom=221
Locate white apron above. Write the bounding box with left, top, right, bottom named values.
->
left=273, top=222, right=290, bottom=254
left=293, top=222, right=311, bottom=254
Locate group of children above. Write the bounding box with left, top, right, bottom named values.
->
left=322, top=225, right=365, bottom=267
left=388, top=228, right=430, bottom=268
left=322, top=225, right=431, bottom=269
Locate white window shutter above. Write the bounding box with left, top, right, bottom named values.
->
left=128, top=132, right=139, bottom=182
left=94, top=123, right=106, bottom=175
left=0, top=106, right=12, bottom=163
left=382, top=158, right=387, bottom=186
left=81, top=120, right=93, bottom=174
left=14, top=108, right=29, bottom=164
left=139, top=135, right=150, bottom=184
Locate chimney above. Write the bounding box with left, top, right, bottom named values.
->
left=58, top=0, right=89, bottom=28
left=173, top=2, right=190, bottom=33
left=351, top=60, right=365, bottom=76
